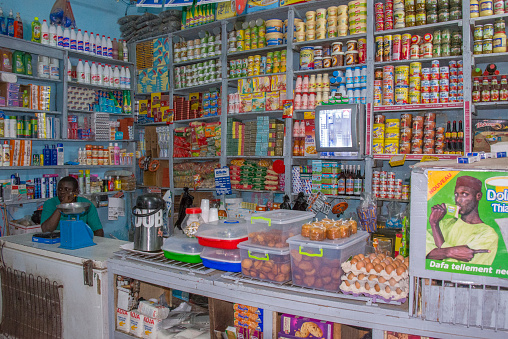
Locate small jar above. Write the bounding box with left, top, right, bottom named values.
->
left=183, top=207, right=204, bottom=237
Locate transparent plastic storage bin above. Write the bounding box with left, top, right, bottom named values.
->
left=238, top=241, right=291, bottom=284
left=200, top=247, right=242, bottom=272
left=162, top=235, right=204, bottom=264
left=249, top=210, right=314, bottom=248
left=195, top=218, right=248, bottom=249
left=287, top=231, right=369, bottom=292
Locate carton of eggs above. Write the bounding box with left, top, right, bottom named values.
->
left=340, top=253, right=409, bottom=302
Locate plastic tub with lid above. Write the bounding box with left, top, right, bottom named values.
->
left=200, top=247, right=242, bottom=272
left=162, top=235, right=204, bottom=263
left=195, top=218, right=248, bottom=249
left=249, top=210, right=314, bottom=248
left=287, top=231, right=369, bottom=292
left=238, top=241, right=291, bottom=284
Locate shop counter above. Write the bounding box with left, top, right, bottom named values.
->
left=107, top=248, right=508, bottom=339
left=0, top=233, right=127, bottom=339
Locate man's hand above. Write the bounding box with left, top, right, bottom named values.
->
left=59, top=193, right=76, bottom=205
left=429, top=203, right=447, bottom=227
left=446, top=245, right=490, bottom=262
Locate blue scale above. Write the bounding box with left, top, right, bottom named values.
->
left=58, top=202, right=96, bottom=250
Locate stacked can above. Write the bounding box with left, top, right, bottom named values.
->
left=173, top=34, right=222, bottom=63
left=375, top=0, right=461, bottom=32
left=372, top=171, right=404, bottom=200
left=174, top=60, right=221, bottom=89
left=228, top=51, right=286, bottom=78
left=394, top=65, right=409, bottom=104
left=228, top=20, right=268, bottom=53
left=348, top=0, right=367, bottom=35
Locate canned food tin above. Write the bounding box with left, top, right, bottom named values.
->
left=392, top=35, right=402, bottom=60
left=300, top=47, right=315, bottom=70
left=409, top=62, right=422, bottom=76
left=409, top=76, right=421, bottom=90
left=409, top=90, right=421, bottom=103
left=383, top=65, right=395, bottom=79
left=395, top=86, right=409, bottom=104
left=347, top=40, right=358, bottom=51
left=332, top=41, right=344, bottom=53
left=345, top=50, right=359, bottom=65
left=473, top=25, right=483, bottom=40
left=375, top=36, right=384, bottom=62
left=400, top=142, right=412, bottom=154
left=427, top=10, right=438, bottom=24
left=410, top=44, right=420, bottom=59
left=395, top=65, right=410, bottom=84
left=439, top=91, right=449, bottom=102
left=401, top=34, right=412, bottom=59
left=401, top=128, right=412, bottom=142
left=422, top=42, right=433, bottom=57
left=406, top=13, right=416, bottom=26
left=375, top=114, right=386, bottom=124
left=401, top=113, right=413, bottom=126
left=383, top=35, right=393, bottom=61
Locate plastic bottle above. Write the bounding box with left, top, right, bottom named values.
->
left=89, top=32, right=95, bottom=54
left=295, top=76, right=303, bottom=93
left=51, top=145, right=57, bottom=165
left=114, top=143, right=120, bottom=165
left=12, top=50, right=24, bottom=74
left=3, top=141, right=9, bottom=166
left=13, top=12, right=22, bottom=39
left=57, top=143, right=64, bottom=165
left=84, top=61, right=90, bottom=84
left=125, top=67, right=131, bottom=89
left=6, top=10, right=14, bottom=37
left=85, top=170, right=91, bottom=194
left=77, top=59, right=84, bottom=83
left=117, top=40, right=123, bottom=61
left=63, top=27, right=70, bottom=49
left=67, top=58, right=72, bottom=81
left=103, top=64, right=109, bottom=87
left=70, top=28, right=77, bottom=50
left=22, top=90, right=29, bottom=107
left=114, top=176, right=121, bottom=190
left=0, top=8, right=5, bottom=36
left=112, top=38, right=118, bottom=60
left=48, top=23, right=56, bottom=46
left=43, top=145, right=50, bottom=166
left=56, top=24, right=63, bottom=47
left=24, top=53, right=32, bottom=75
left=90, top=62, right=97, bottom=85
left=97, top=63, right=103, bottom=85
left=96, top=33, right=101, bottom=55
left=123, top=40, right=128, bottom=61
left=77, top=29, right=83, bottom=51
left=302, top=75, right=309, bottom=93
left=101, top=35, right=107, bottom=56
left=108, top=143, right=114, bottom=164
left=107, top=37, right=113, bottom=58
left=31, top=17, right=41, bottom=42
left=113, top=66, right=120, bottom=88
left=83, top=31, right=90, bottom=53
left=120, top=66, right=126, bottom=89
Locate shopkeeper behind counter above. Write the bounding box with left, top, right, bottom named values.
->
left=41, top=176, right=104, bottom=237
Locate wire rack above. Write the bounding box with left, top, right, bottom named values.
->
left=0, top=266, right=63, bottom=339
left=221, top=272, right=403, bottom=306
left=113, top=249, right=216, bottom=275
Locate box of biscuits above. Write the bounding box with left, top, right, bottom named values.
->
left=279, top=314, right=333, bottom=339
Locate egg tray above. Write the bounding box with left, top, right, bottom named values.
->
left=339, top=279, right=409, bottom=302
left=340, top=273, right=409, bottom=291
left=341, top=261, right=409, bottom=283
left=340, top=287, right=408, bottom=304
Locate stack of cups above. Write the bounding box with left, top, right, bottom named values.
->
left=385, top=0, right=394, bottom=30
left=315, top=8, right=327, bottom=40
left=348, top=0, right=367, bottom=34
left=305, top=10, right=316, bottom=41
left=394, top=0, right=405, bottom=28
left=337, top=5, right=349, bottom=36
left=327, top=6, right=338, bottom=38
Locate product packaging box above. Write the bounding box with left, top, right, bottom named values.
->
left=473, top=119, right=508, bottom=152
left=271, top=74, right=286, bottom=91
left=216, top=1, right=237, bottom=19
left=246, top=0, right=279, bottom=13
left=252, top=93, right=266, bottom=112
left=280, top=314, right=333, bottom=339
left=304, top=119, right=317, bottom=155
left=280, top=0, right=309, bottom=5
left=253, top=77, right=271, bottom=92
left=239, top=78, right=254, bottom=94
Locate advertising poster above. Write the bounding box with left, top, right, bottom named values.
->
left=426, top=170, right=508, bottom=278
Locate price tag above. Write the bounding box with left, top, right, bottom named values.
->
left=215, top=167, right=232, bottom=195
left=420, top=156, right=439, bottom=162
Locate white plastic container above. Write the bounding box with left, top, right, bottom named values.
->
left=238, top=241, right=291, bottom=284
left=287, top=231, right=369, bottom=292
left=249, top=210, right=314, bottom=248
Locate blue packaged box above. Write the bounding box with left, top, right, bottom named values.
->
left=246, top=0, right=279, bottom=13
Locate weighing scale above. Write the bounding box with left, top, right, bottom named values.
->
left=57, top=202, right=96, bottom=250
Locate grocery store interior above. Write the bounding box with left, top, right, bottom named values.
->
left=0, top=0, right=508, bottom=338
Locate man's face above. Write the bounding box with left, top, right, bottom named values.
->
left=57, top=181, right=77, bottom=203
left=455, top=185, right=481, bottom=216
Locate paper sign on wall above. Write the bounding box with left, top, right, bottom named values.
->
left=215, top=167, right=232, bottom=195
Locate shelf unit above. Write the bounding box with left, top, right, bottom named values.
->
left=0, top=35, right=137, bottom=208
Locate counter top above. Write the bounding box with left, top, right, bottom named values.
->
left=1, top=233, right=128, bottom=269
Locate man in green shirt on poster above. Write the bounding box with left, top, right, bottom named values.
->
left=426, top=175, right=498, bottom=265
left=41, top=176, right=104, bottom=237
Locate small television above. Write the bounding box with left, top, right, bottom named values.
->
left=314, top=104, right=365, bottom=158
